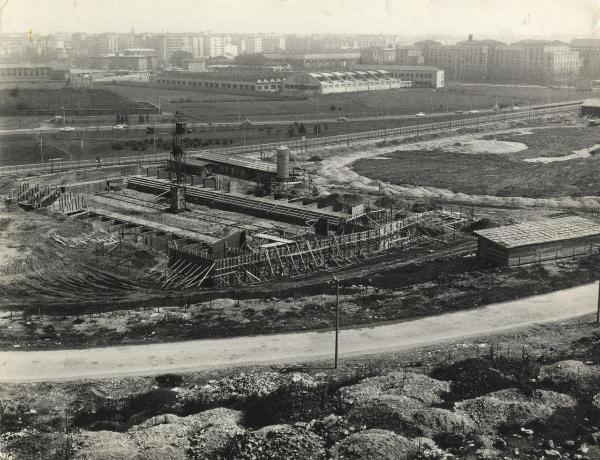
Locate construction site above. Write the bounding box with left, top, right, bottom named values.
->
left=7, top=98, right=600, bottom=459
left=0, top=104, right=488, bottom=305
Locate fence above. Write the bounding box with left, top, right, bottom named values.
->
left=508, top=243, right=600, bottom=267
left=0, top=102, right=581, bottom=177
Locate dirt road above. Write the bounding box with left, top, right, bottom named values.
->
left=0, top=282, right=596, bottom=382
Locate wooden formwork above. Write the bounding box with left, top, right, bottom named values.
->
left=163, top=211, right=458, bottom=289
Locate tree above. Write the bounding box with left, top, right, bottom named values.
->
left=287, top=125, right=296, bottom=137
left=234, top=53, right=267, bottom=67
left=298, top=123, right=307, bottom=135
left=169, top=50, right=193, bottom=68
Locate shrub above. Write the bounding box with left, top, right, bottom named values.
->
left=155, top=373, right=183, bottom=388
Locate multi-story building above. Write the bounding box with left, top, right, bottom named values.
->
left=262, top=36, right=286, bottom=53
left=160, top=33, right=204, bottom=61
left=262, top=51, right=361, bottom=70
left=203, top=35, right=226, bottom=58
left=488, top=45, right=526, bottom=82
left=424, top=37, right=501, bottom=81
left=0, top=33, right=31, bottom=59
left=513, top=40, right=581, bottom=85
left=394, top=46, right=424, bottom=66
left=117, top=33, right=136, bottom=52
left=240, top=36, right=263, bottom=54
left=571, top=39, right=600, bottom=79
left=89, top=33, right=119, bottom=55
left=360, top=47, right=396, bottom=65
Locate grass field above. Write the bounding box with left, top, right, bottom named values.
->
left=352, top=125, right=600, bottom=198
left=101, top=82, right=583, bottom=122
left=0, top=88, right=143, bottom=115
left=0, top=114, right=483, bottom=166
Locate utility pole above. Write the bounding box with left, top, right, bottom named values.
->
left=333, top=275, right=340, bottom=369
left=597, top=280, right=600, bottom=324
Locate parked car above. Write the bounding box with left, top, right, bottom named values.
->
left=337, top=116, right=348, bottom=122
left=113, top=124, right=128, bottom=129
left=415, top=112, right=427, bottom=118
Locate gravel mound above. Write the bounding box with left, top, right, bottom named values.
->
left=337, top=371, right=450, bottom=409
left=226, top=424, right=326, bottom=460
left=331, top=429, right=413, bottom=459
left=74, top=408, right=245, bottom=460
left=72, top=431, right=141, bottom=460
left=538, top=360, right=600, bottom=390
left=175, top=371, right=322, bottom=407
left=347, top=394, right=475, bottom=438
left=411, top=407, right=476, bottom=437
left=455, top=388, right=577, bottom=433
left=186, top=408, right=245, bottom=459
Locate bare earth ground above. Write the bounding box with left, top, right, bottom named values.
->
left=352, top=121, right=600, bottom=199
left=1, top=311, right=599, bottom=459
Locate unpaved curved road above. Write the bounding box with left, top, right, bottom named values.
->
left=0, top=282, right=596, bottom=382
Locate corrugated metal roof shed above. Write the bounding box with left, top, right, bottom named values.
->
left=189, top=152, right=277, bottom=173
left=583, top=98, right=600, bottom=109
left=474, top=216, right=600, bottom=249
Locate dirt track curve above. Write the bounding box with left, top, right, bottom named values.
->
left=0, top=281, right=596, bottom=382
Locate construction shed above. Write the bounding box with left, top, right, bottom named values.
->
left=581, top=99, right=600, bottom=118
left=473, top=216, right=600, bottom=265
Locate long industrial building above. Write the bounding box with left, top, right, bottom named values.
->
left=474, top=216, right=600, bottom=265
left=150, top=68, right=426, bottom=95
left=150, top=70, right=288, bottom=94
left=282, top=69, right=409, bottom=95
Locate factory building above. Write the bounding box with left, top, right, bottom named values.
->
left=0, top=63, right=68, bottom=89
left=352, top=64, right=444, bottom=88
left=282, top=70, right=408, bottom=95
left=150, top=70, right=288, bottom=94
left=474, top=216, right=600, bottom=266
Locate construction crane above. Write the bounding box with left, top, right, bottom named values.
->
left=168, top=111, right=187, bottom=212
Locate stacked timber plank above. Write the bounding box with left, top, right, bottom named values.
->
left=127, top=176, right=348, bottom=228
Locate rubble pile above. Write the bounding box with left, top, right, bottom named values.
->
left=174, top=371, right=322, bottom=408
left=455, top=388, right=577, bottom=433
left=72, top=408, right=245, bottom=460
left=538, top=360, right=600, bottom=391
left=330, top=429, right=415, bottom=460
left=337, top=371, right=450, bottom=409
left=225, top=424, right=326, bottom=460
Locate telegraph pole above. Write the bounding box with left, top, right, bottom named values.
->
left=333, top=275, right=340, bottom=369
left=597, top=280, right=600, bottom=324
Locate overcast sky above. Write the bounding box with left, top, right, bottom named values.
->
left=2, top=0, right=597, bottom=39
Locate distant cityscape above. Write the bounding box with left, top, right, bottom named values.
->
left=2, top=31, right=600, bottom=95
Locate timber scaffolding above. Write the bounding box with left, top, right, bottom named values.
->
left=127, top=176, right=377, bottom=231
left=165, top=209, right=471, bottom=288
left=4, top=182, right=63, bottom=210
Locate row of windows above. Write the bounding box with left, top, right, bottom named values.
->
left=154, top=78, right=255, bottom=90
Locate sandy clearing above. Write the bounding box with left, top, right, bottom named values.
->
left=524, top=143, right=600, bottom=164
left=307, top=127, right=600, bottom=211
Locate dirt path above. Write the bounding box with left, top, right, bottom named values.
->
left=0, top=281, right=596, bottom=382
